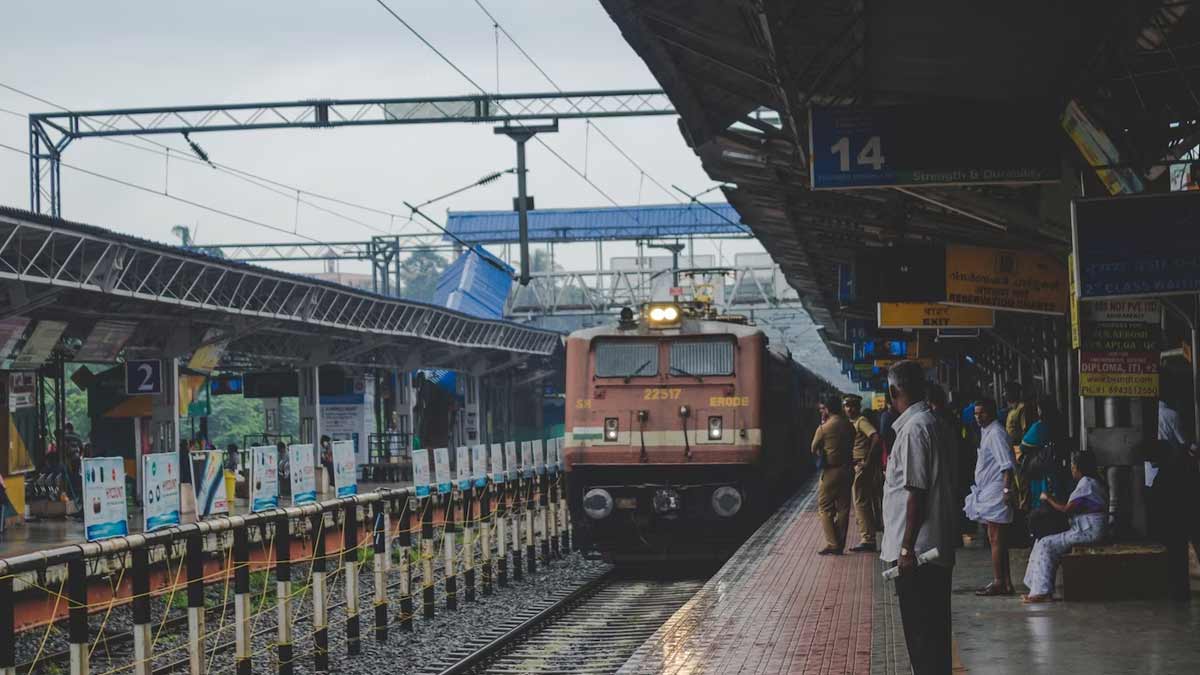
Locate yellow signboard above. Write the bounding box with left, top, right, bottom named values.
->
left=872, top=393, right=887, bottom=411
left=945, top=245, right=1068, bottom=315
left=1068, top=254, right=1081, bottom=350
left=877, top=302, right=994, bottom=329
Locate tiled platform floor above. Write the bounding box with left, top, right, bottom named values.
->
left=620, top=477, right=1199, bottom=674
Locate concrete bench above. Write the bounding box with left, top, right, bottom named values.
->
left=1061, top=543, right=1169, bottom=601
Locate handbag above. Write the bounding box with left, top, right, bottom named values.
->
left=1027, top=504, right=1069, bottom=539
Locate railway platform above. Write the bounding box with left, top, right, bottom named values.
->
left=619, top=479, right=1200, bottom=675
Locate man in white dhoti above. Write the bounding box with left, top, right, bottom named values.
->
left=963, top=398, right=1015, bottom=596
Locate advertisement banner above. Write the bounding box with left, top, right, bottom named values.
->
left=332, top=440, right=357, bottom=497
left=1072, top=192, right=1200, bottom=299
left=142, top=452, right=181, bottom=532
left=1081, top=299, right=1161, bottom=325
left=505, top=442, right=519, bottom=482
left=189, top=450, right=229, bottom=518
left=877, top=302, right=994, bottom=329
left=289, top=443, right=317, bottom=506
left=82, top=457, right=128, bottom=542
left=520, top=441, right=535, bottom=479
left=412, top=448, right=432, bottom=497
left=471, top=445, right=488, bottom=488
left=534, top=440, right=546, bottom=476
left=433, top=447, right=452, bottom=494
left=250, top=446, right=279, bottom=512
left=1080, top=353, right=1160, bottom=398
left=944, top=245, right=1067, bottom=314
left=456, top=446, right=471, bottom=491
left=489, top=444, right=505, bottom=485
left=547, top=438, right=559, bottom=476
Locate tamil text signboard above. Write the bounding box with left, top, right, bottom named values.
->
left=809, top=104, right=1060, bottom=190
left=944, top=245, right=1067, bottom=314
left=1072, top=192, right=1200, bottom=299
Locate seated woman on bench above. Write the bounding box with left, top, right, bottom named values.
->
left=1022, top=452, right=1107, bottom=603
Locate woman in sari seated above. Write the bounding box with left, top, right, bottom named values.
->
left=1022, top=452, right=1107, bottom=603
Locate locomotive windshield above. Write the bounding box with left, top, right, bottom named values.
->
left=594, top=340, right=659, bottom=377
left=669, top=339, right=735, bottom=377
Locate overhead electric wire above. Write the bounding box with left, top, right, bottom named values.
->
left=472, top=0, right=681, bottom=204
left=0, top=81, right=435, bottom=236
left=0, top=141, right=330, bottom=246
left=371, top=0, right=649, bottom=225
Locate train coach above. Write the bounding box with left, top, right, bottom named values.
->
left=563, top=301, right=836, bottom=562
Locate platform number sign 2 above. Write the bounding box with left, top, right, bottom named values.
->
left=125, top=359, right=163, bottom=395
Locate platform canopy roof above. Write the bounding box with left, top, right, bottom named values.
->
left=444, top=202, right=748, bottom=244
left=602, top=0, right=1199, bottom=357
left=0, top=207, right=560, bottom=374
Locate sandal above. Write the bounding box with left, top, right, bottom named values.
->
left=1021, top=594, right=1052, bottom=604
left=975, top=583, right=1007, bottom=597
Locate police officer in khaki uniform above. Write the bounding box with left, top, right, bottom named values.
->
left=843, top=394, right=883, bottom=552
left=811, top=394, right=854, bottom=554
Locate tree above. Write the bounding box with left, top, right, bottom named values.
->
left=400, top=248, right=448, bottom=302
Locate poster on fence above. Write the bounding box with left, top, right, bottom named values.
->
left=456, top=446, right=471, bottom=491
left=83, top=457, right=128, bottom=541
left=142, top=452, right=181, bottom=532
left=547, top=438, right=559, bottom=476
left=250, top=445, right=279, bottom=512
left=332, top=440, right=357, bottom=497
left=412, top=448, right=431, bottom=497
left=489, top=444, right=505, bottom=485
left=534, top=440, right=546, bottom=476
left=521, top=441, right=535, bottom=479
left=289, top=443, right=317, bottom=505
left=434, top=447, right=452, bottom=494
left=190, top=450, right=229, bottom=518
left=471, top=445, right=488, bottom=488
left=505, top=441, right=519, bottom=482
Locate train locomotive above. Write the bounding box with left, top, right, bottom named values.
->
left=563, top=301, right=835, bottom=562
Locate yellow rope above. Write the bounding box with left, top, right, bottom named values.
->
left=23, top=573, right=67, bottom=675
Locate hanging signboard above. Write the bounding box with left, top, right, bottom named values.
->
left=289, top=444, right=317, bottom=506
left=1072, top=192, right=1200, bottom=299
left=505, top=442, right=519, bottom=482
left=0, top=317, right=30, bottom=367
left=471, top=444, right=488, bottom=488
left=249, top=446, right=279, bottom=512
left=1079, top=298, right=1162, bottom=397
left=489, top=443, right=505, bottom=485
left=142, top=452, right=181, bottom=532
left=844, top=318, right=875, bottom=342
left=75, top=320, right=138, bottom=363
left=332, top=440, right=357, bottom=497
left=190, top=450, right=229, bottom=518
left=188, top=328, right=229, bottom=373
left=12, top=320, right=67, bottom=370
left=944, top=245, right=1068, bottom=314
left=125, top=360, right=163, bottom=396
left=412, top=448, right=432, bottom=497
left=82, top=457, right=128, bottom=541
left=433, top=447, right=452, bottom=494
left=877, top=302, right=994, bottom=329
left=456, top=446, right=471, bottom=491
left=809, top=103, right=1060, bottom=190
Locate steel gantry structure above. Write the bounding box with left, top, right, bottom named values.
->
left=27, top=89, right=675, bottom=217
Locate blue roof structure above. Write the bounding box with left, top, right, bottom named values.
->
left=444, top=203, right=747, bottom=244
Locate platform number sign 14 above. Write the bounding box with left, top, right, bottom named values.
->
left=829, top=136, right=885, bottom=172
left=125, top=359, right=163, bottom=395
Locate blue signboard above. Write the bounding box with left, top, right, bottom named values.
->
left=844, top=318, right=874, bottom=342
left=810, top=104, right=1060, bottom=190
left=125, top=359, right=162, bottom=395
left=837, top=262, right=856, bottom=305
left=1073, top=192, right=1200, bottom=299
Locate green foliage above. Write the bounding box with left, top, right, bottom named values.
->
left=400, top=248, right=448, bottom=302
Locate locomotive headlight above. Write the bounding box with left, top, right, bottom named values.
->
left=708, top=416, right=723, bottom=440
left=711, top=486, right=742, bottom=517
left=604, top=417, right=619, bottom=441
left=644, top=303, right=682, bottom=328
left=583, top=488, right=614, bottom=519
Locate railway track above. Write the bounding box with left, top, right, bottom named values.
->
left=427, top=571, right=705, bottom=675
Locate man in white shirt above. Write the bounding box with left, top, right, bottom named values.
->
left=963, top=399, right=1015, bottom=596
left=880, top=360, right=957, bottom=675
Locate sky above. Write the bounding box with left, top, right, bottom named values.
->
left=0, top=0, right=852, bottom=388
